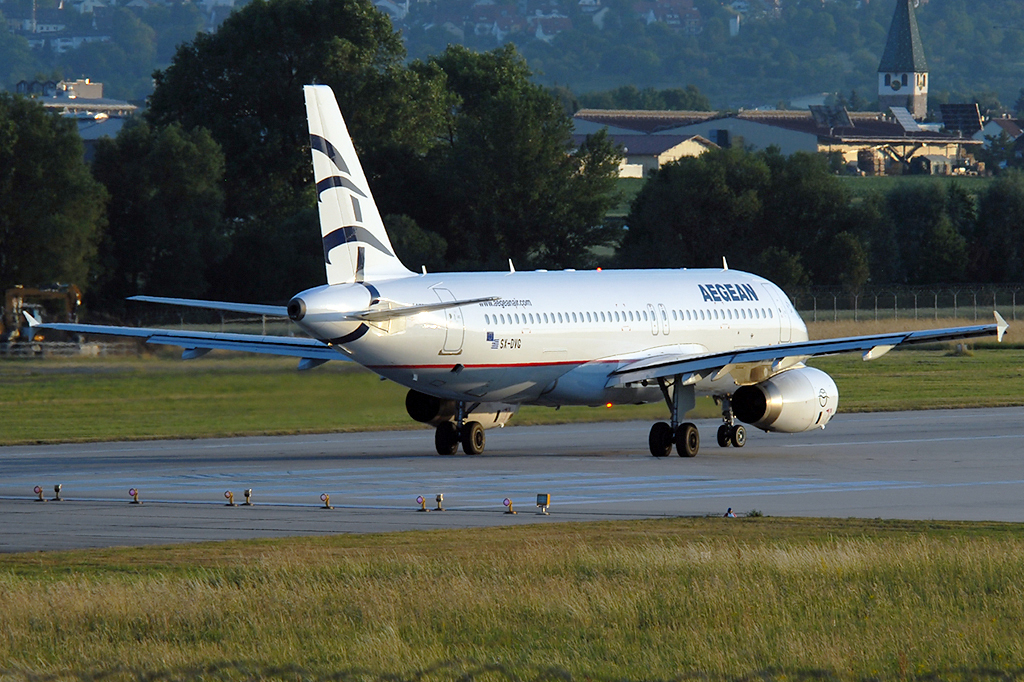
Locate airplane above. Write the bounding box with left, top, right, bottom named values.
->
left=34, top=84, right=1009, bottom=457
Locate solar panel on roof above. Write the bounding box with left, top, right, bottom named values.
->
left=940, top=103, right=983, bottom=135
left=889, top=106, right=922, bottom=132
left=809, top=105, right=853, bottom=129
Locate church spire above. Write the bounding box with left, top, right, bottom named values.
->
left=878, top=0, right=929, bottom=119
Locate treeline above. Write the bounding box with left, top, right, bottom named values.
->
left=619, top=147, right=1024, bottom=287
left=1, top=0, right=622, bottom=313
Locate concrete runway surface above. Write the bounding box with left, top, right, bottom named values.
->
left=2, top=407, right=1023, bottom=553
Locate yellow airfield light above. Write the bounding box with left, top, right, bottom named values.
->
left=416, top=495, right=429, bottom=512
left=129, top=488, right=141, bottom=505
left=503, top=498, right=517, bottom=515
left=320, top=493, right=333, bottom=510
left=33, top=486, right=45, bottom=502
left=224, top=490, right=236, bottom=506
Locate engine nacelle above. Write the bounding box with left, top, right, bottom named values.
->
left=731, top=367, right=839, bottom=433
left=405, top=390, right=517, bottom=429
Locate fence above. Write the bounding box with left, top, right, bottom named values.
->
left=786, top=285, right=1022, bottom=323
left=0, top=342, right=139, bottom=358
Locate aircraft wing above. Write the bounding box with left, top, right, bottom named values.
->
left=31, top=320, right=341, bottom=368
left=607, top=313, right=1008, bottom=387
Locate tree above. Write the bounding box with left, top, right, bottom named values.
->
left=618, top=147, right=770, bottom=270
left=0, top=94, right=106, bottom=291
left=884, top=182, right=968, bottom=284
left=91, top=119, right=227, bottom=307
left=421, top=45, right=622, bottom=269
left=148, top=0, right=448, bottom=226
left=974, top=171, right=1024, bottom=282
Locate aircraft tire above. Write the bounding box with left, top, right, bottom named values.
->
left=461, top=421, right=486, bottom=455
left=649, top=422, right=673, bottom=457
left=435, top=422, right=459, bottom=455
left=677, top=422, right=699, bottom=458
left=730, top=425, right=746, bottom=448
left=717, top=424, right=731, bottom=448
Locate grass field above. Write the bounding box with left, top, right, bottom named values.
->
left=0, top=318, right=1020, bottom=445
left=2, top=517, right=1024, bottom=681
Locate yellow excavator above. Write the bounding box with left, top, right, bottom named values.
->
left=1, top=284, right=82, bottom=344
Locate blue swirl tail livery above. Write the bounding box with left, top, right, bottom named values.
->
left=304, top=84, right=413, bottom=284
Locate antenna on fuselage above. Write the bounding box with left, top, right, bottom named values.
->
left=509, top=259, right=516, bottom=273
left=722, top=257, right=729, bottom=271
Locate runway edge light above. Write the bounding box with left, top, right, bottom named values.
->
left=33, top=486, right=46, bottom=502
left=536, top=494, right=550, bottom=515
left=129, top=488, right=141, bottom=505
left=503, top=498, right=516, bottom=515
left=435, top=493, right=445, bottom=512
left=244, top=489, right=253, bottom=506
left=224, top=490, right=236, bottom=507
left=320, top=493, right=333, bottom=510
left=416, top=495, right=429, bottom=512
left=52, top=484, right=63, bottom=502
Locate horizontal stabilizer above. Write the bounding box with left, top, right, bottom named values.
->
left=128, top=296, right=288, bottom=317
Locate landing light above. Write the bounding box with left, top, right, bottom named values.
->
left=605, top=402, right=613, bottom=408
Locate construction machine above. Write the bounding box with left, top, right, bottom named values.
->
left=1, top=284, right=82, bottom=343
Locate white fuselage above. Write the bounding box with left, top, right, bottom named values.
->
left=293, top=268, right=808, bottom=407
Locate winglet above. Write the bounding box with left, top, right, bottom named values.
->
left=722, top=256, right=729, bottom=271
left=23, top=311, right=41, bottom=327
left=996, top=311, right=1009, bottom=343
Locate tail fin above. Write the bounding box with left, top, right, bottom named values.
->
left=304, top=85, right=413, bottom=284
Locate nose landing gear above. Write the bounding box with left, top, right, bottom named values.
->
left=716, top=396, right=746, bottom=448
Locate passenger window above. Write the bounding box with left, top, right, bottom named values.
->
left=586, top=312, right=591, bottom=323
left=557, top=313, right=563, bottom=323
left=543, top=313, right=549, bottom=324
left=514, top=314, right=520, bottom=324
left=600, top=311, right=606, bottom=322
left=572, top=312, right=577, bottom=323
left=672, top=310, right=677, bottom=321
left=768, top=309, right=773, bottom=318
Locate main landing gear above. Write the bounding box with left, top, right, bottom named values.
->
left=434, top=402, right=486, bottom=455
left=715, top=396, right=746, bottom=449
left=648, top=382, right=749, bottom=458
left=648, top=375, right=700, bottom=457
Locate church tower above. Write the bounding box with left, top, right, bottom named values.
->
left=878, top=0, right=929, bottom=119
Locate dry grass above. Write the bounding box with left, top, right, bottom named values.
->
left=2, top=518, right=1024, bottom=681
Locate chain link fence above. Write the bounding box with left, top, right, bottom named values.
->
left=785, top=285, right=1023, bottom=323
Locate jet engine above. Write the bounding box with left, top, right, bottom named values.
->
left=731, top=367, right=839, bottom=433
left=405, top=390, right=517, bottom=429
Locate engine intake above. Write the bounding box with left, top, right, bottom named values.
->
left=732, top=367, right=838, bottom=433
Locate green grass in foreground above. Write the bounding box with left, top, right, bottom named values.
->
left=1, top=347, right=1022, bottom=445
left=2, top=518, right=1024, bottom=681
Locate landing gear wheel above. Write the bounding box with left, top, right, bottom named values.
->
left=717, top=424, right=731, bottom=448
left=649, top=422, right=673, bottom=457
left=461, top=421, right=486, bottom=455
left=729, top=424, right=746, bottom=448
left=434, top=422, right=459, bottom=455
left=676, top=422, right=699, bottom=457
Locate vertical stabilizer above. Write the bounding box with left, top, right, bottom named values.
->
left=304, top=85, right=413, bottom=284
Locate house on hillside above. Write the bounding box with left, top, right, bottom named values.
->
left=577, top=133, right=717, bottom=177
